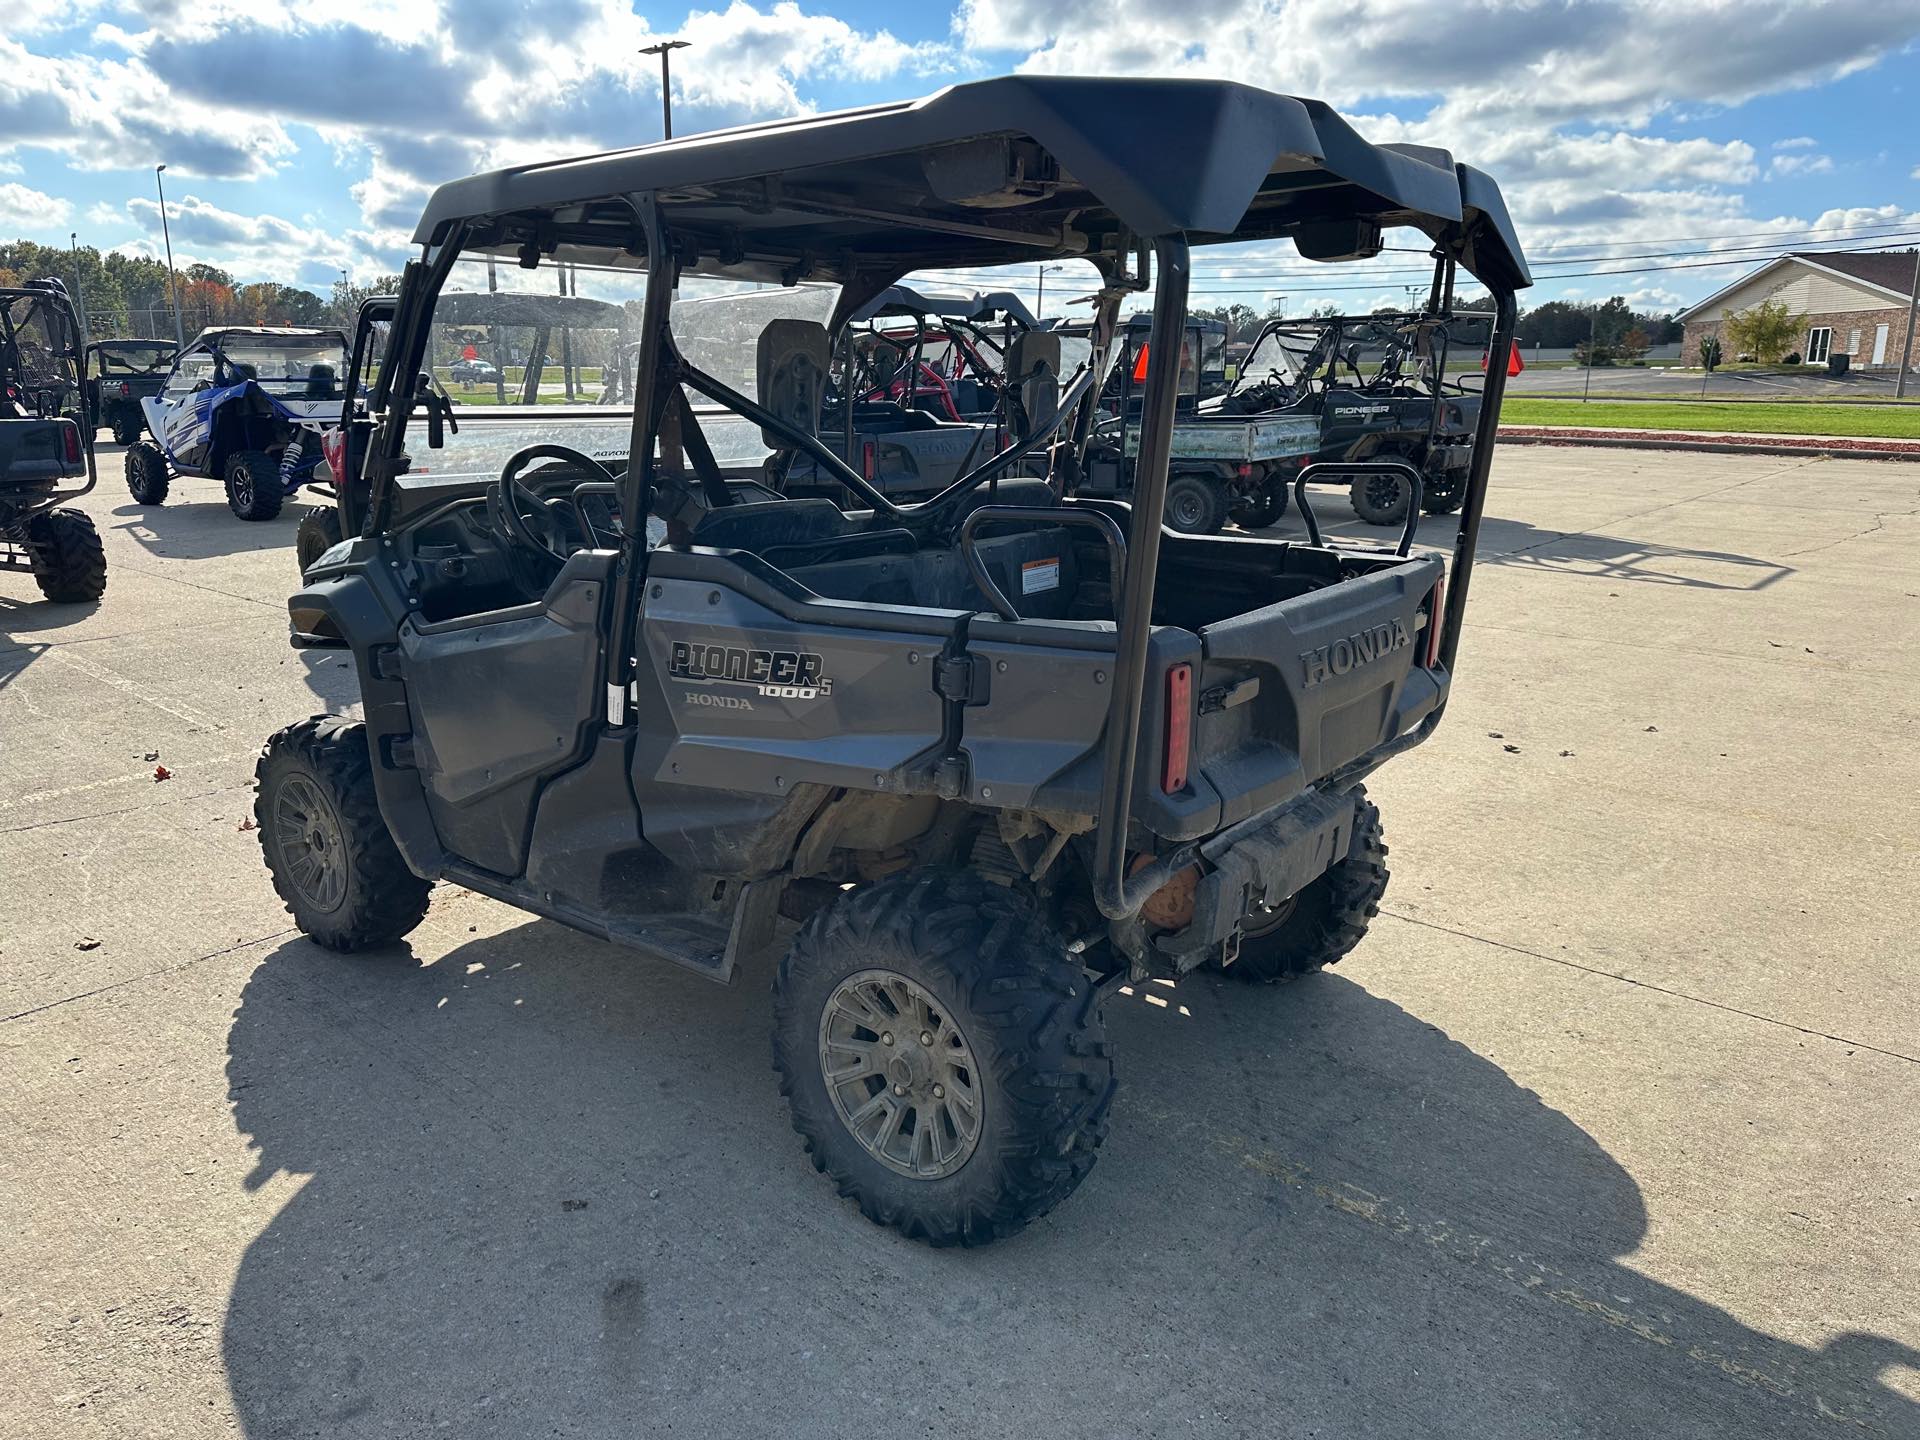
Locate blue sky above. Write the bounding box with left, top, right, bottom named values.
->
left=2, top=1, right=1917, bottom=314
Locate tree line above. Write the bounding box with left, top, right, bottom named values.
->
left=0, top=238, right=400, bottom=339
left=1189, top=294, right=1684, bottom=353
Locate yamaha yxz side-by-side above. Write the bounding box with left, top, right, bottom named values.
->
left=1205, top=310, right=1488, bottom=526
left=84, top=338, right=177, bottom=445
left=258, top=76, right=1528, bottom=1244
left=124, top=326, right=349, bottom=521
left=0, top=279, right=107, bottom=605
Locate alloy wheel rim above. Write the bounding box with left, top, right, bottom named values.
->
left=818, top=969, right=982, bottom=1180
left=272, top=774, right=348, bottom=913
left=1170, top=488, right=1206, bottom=529
left=1366, top=474, right=1406, bottom=511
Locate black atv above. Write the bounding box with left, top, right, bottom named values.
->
left=0, top=280, right=107, bottom=605
left=254, top=76, right=1528, bottom=1245
left=1209, top=311, right=1486, bottom=526
left=83, top=338, right=176, bottom=445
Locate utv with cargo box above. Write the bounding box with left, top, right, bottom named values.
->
left=0, top=279, right=107, bottom=604
left=256, top=76, right=1528, bottom=1245
left=84, top=337, right=176, bottom=445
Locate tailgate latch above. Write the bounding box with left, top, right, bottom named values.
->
left=1198, top=676, right=1260, bottom=715
left=935, top=654, right=990, bottom=705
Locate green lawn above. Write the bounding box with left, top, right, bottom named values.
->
left=1499, top=399, right=1920, bottom=440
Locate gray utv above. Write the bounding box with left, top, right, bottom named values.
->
left=256, top=76, right=1529, bottom=1245
left=0, top=280, right=107, bottom=604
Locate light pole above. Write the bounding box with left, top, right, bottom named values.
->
left=68, top=231, right=89, bottom=342
left=1036, top=263, right=1065, bottom=316
left=155, top=164, right=184, bottom=346
left=1582, top=305, right=1597, bottom=403
left=640, top=40, right=691, bottom=139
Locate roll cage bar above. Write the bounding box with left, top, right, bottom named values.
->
left=359, top=76, right=1528, bottom=922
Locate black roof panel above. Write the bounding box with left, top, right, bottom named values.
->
left=413, top=76, right=1529, bottom=291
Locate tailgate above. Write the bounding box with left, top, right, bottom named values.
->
left=0, top=415, right=82, bottom=483
left=1193, top=555, right=1446, bottom=826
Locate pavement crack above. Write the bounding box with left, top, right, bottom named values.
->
left=1, top=928, right=296, bottom=1026
left=1377, top=910, right=1920, bottom=1066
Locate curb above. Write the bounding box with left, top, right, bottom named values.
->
left=1498, top=429, right=1920, bottom=463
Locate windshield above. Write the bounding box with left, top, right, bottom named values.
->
left=1239, top=326, right=1319, bottom=389
left=95, top=344, right=175, bottom=377
left=219, top=336, right=348, bottom=396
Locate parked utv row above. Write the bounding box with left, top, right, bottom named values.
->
left=254, top=76, right=1529, bottom=1245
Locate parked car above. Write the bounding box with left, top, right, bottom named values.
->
left=449, top=357, right=500, bottom=386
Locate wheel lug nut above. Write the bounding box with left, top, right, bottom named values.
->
left=892, top=1084, right=906, bottom=1096
left=919, top=1031, right=933, bottom=1045
left=881, top=1032, right=893, bottom=1045
left=932, top=1084, right=944, bottom=1099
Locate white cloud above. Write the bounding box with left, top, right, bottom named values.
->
left=1773, top=136, right=1819, bottom=151
left=0, top=180, right=72, bottom=231
left=1770, top=152, right=1835, bottom=178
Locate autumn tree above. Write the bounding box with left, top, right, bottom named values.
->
left=1725, top=298, right=1807, bottom=364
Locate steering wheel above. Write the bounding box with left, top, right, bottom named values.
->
left=488, top=443, right=620, bottom=569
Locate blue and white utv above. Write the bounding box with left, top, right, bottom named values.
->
left=124, top=327, right=348, bottom=521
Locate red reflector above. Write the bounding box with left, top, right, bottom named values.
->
left=1425, top=574, right=1446, bottom=668
left=62, top=421, right=81, bottom=464
left=861, top=440, right=876, bottom=479
left=119, top=381, right=132, bottom=397
left=1162, top=662, right=1192, bottom=793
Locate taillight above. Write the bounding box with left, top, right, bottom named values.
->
left=321, top=429, right=348, bottom=484
left=62, top=421, right=81, bottom=464
left=119, top=381, right=132, bottom=397
left=861, top=440, right=876, bottom=479
left=1425, top=574, right=1446, bottom=668
left=1234, top=462, right=1251, bottom=479
left=1162, top=662, right=1192, bottom=793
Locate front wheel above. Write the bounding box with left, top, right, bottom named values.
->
left=772, top=870, right=1114, bottom=1246
left=1163, top=472, right=1228, bottom=535
left=124, top=440, right=170, bottom=505
left=26, top=508, right=108, bottom=603
left=1225, top=787, right=1388, bottom=984
left=255, top=716, right=431, bottom=951
left=225, top=450, right=284, bottom=521
left=295, top=506, right=344, bottom=573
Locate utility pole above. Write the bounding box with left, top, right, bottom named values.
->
left=1036, top=263, right=1064, bottom=316
left=155, top=164, right=184, bottom=346
left=68, top=232, right=89, bottom=342
left=1897, top=247, right=1919, bottom=400
left=640, top=40, right=691, bottom=139
left=1582, top=305, right=1597, bottom=403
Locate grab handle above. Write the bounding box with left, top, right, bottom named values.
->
left=958, top=504, right=1129, bottom=621
left=1293, top=459, right=1425, bottom=555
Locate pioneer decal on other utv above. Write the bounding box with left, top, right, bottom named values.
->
left=255, top=76, right=1529, bottom=1246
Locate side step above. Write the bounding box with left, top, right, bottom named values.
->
left=439, top=864, right=783, bottom=984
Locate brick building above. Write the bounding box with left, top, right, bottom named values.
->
left=1677, top=250, right=1918, bottom=370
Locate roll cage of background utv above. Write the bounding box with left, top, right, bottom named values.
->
left=265, top=77, right=1527, bottom=1246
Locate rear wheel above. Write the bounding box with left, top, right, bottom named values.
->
left=110, top=414, right=143, bottom=446
left=1224, top=787, right=1388, bottom=984
left=1231, top=485, right=1286, bottom=530
left=124, top=440, right=170, bottom=505
left=225, top=449, right=284, bottom=521
left=295, top=506, right=344, bottom=573
left=1349, top=468, right=1412, bottom=526
left=1163, top=472, right=1227, bottom=535
left=255, top=716, right=431, bottom=951
left=773, top=870, right=1114, bottom=1246
left=26, top=508, right=107, bottom=603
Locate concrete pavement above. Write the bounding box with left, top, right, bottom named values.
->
left=3, top=445, right=1917, bottom=1438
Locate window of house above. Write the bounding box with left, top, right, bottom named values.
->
left=1847, top=329, right=1861, bottom=355
left=1806, top=327, right=1832, bottom=364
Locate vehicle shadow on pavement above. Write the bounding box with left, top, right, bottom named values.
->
left=107, top=499, right=304, bottom=564
left=220, top=925, right=1919, bottom=1439
left=1257, top=509, right=1794, bottom=592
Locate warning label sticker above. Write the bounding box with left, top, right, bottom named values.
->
left=1021, top=558, right=1061, bottom=595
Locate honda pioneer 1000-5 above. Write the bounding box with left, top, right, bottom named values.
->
left=258, top=76, right=1528, bottom=1245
